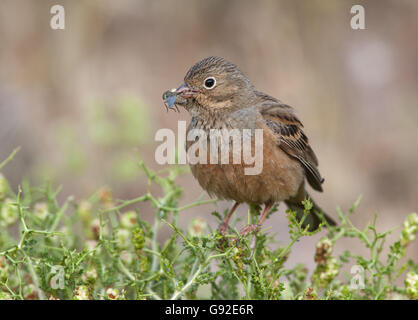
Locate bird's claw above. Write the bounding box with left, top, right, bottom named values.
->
left=217, top=222, right=229, bottom=235
left=239, top=224, right=260, bottom=237
left=232, top=224, right=261, bottom=257
left=216, top=222, right=231, bottom=249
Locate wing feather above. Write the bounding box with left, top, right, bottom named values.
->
left=257, top=97, right=324, bottom=192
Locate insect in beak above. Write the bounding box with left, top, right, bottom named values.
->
left=162, top=89, right=179, bottom=112
left=162, top=83, right=198, bottom=112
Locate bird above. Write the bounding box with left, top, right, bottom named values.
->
left=162, top=56, right=336, bottom=237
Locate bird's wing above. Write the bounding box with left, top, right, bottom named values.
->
left=256, top=95, right=324, bottom=192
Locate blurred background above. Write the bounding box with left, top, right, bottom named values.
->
left=0, top=0, right=417, bottom=270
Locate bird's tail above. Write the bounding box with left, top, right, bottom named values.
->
left=285, top=194, right=336, bottom=232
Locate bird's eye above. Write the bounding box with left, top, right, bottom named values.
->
left=203, top=77, right=216, bottom=89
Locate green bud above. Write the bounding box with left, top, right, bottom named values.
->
left=131, top=227, right=145, bottom=251
left=405, top=272, right=418, bottom=300
left=400, top=213, right=418, bottom=247
left=78, top=201, right=92, bottom=223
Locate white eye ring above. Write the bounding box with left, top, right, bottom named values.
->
left=203, top=77, right=216, bottom=89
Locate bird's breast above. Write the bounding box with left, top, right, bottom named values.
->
left=185, top=120, right=304, bottom=204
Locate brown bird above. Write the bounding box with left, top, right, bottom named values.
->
left=163, top=56, right=335, bottom=236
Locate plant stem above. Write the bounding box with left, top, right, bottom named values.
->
left=0, top=147, right=20, bottom=171
left=171, top=264, right=203, bottom=300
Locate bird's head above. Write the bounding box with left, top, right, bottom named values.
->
left=163, top=56, right=254, bottom=114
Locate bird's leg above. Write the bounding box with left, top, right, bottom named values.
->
left=239, top=202, right=274, bottom=257
left=239, top=202, right=274, bottom=237
left=218, top=202, right=240, bottom=235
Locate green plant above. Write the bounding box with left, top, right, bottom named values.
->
left=0, top=149, right=416, bottom=300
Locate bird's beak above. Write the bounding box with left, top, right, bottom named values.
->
left=174, top=83, right=198, bottom=99
left=162, top=83, right=198, bottom=110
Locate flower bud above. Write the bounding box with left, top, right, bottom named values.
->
left=98, top=187, right=114, bottom=209
left=188, top=217, right=207, bottom=237
left=300, top=287, right=317, bottom=300
left=78, top=201, right=92, bottom=222
left=82, top=266, right=98, bottom=284
left=400, top=213, right=418, bottom=247
left=120, top=211, right=137, bottom=229
left=314, top=237, right=333, bottom=265
left=90, top=218, right=109, bottom=239
left=0, top=198, right=18, bottom=227
left=34, top=202, right=49, bottom=220
left=405, top=272, right=418, bottom=300
left=106, top=288, right=125, bottom=300
left=131, top=227, right=145, bottom=251
left=73, top=285, right=90, bottom=300
left=312, top=257, right=340, bottom=288
left=115, top=229, right=131, bottom=249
